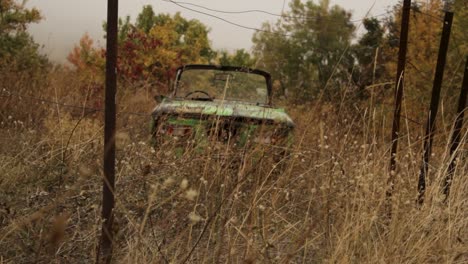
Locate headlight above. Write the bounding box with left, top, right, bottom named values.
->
left=161, top=125, right=192, bottom=137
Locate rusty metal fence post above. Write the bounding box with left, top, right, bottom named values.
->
left=417, top=11, right=453, bottom=206
left=443, top=56, right=468, bottom=199
left=99, top=0, right=118, bottom=263
left=386, top=0, right=411, bottom=205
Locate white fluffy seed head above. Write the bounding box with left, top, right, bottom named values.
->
left=163, top=177, right=175, bottom=187
left=185, top=189, right=198, bottom=201
left=188, top=212, right=202, bottom=223
left=180, top=178, right=189, bottom=190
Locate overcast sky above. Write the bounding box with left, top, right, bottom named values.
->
left=27, top=0, right=399, bottom=62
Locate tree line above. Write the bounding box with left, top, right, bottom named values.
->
left=2, top=0, right=467, bottom=104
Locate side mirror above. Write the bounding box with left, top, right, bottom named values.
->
left=154, top=95, right=165, bottom=103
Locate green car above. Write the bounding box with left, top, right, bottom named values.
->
left=150, top=65, right=294, bottom=154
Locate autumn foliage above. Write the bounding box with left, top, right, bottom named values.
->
left=68, top=7, right=213, bottom=95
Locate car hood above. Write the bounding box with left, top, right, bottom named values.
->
left=152, top=99, right=294, bottom=128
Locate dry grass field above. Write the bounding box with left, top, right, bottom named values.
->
left=0, top=68, right=467, bottom=263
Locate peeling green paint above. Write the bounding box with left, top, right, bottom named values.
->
left=154, top=99, right=294, bottom=128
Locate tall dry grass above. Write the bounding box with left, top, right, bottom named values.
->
left=0, top=68, right=467, bottom=263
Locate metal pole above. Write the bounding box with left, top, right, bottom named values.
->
left=417, top=11, right=453, bottom=206
left=387, top=0, right=411, bottom=200
left=99, top=0, right=118, bottom=262
left=443, top=56, right=468, bottom=198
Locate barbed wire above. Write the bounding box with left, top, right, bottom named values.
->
left=161, top=0, right=392, bottom=23
left=159, top=0, right=292, bottom=37
left=160, top=0, right=466, bottom=49
left=159, top=0, right=393, bottom=38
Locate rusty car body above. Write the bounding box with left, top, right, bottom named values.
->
left=150, top=65, right=294, bottom=155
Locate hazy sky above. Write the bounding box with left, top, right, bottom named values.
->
left=27, top=0, right=399, bottom=62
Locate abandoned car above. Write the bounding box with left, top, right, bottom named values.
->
left=150, top=65, right=294, bottom=153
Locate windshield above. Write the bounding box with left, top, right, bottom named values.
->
left=175, top=68, right=269, bottom=104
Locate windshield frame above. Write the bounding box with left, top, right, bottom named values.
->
left=171, top=64, right=273, bottom=106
